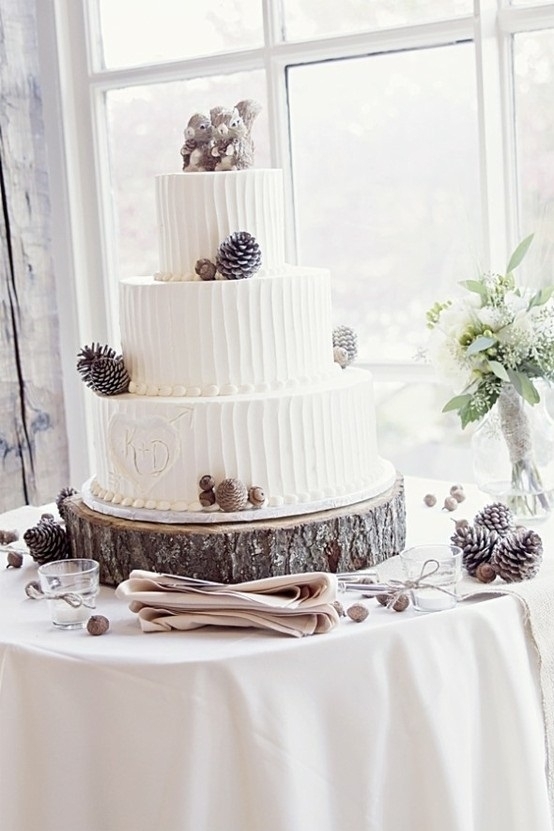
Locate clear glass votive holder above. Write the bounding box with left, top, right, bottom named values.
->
left=399, top=545, right=463, bottom=612
left=38, top=559, right=100, bottom=629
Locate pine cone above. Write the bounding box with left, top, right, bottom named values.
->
left=332, top=326, right=358, bottom=367
left=215, top=478, right=249, bottom=512
left=56, top=487, right=79, bottom=521
left=474, top=502, right=515, bottom=536
left=216, top=232, right=262, bottom=280
left=493, top=528, right=543, bottom=582
left=77, top=343, right=130, bottom=395
left=23, top=517, right=69, bottom=565
left=451, top=523, right=498, bottom=577
left=89, top=356, right=130, bottom=396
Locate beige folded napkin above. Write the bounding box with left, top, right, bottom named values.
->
left=116, top=571, right=340, bottom=637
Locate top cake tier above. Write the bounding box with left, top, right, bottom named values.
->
left=156, top=169, right=285, bottom=281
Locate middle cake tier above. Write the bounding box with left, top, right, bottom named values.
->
left=120, top=268, right=336, bottom=396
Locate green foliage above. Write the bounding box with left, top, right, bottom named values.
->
left=427, top=232, right=554, bottom=427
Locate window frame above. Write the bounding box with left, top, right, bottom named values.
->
left=36, top=0, right=554, bottom=483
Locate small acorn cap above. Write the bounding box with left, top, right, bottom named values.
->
left=347, top=603, right=369, bottom=622
left=199, top=489, right=216, bottom=507
left=332, top=599, right=346, bottom=617
left=199, top=475, right=215, bottom=492
left=450, top=488, right=466, bottom=503
left=391, top=594, right=410, bottom=612
left=475, top=562, right=497, bottom=584
left=248, top=485, right=266, bottom=506
left=423, top=493, right=437, bottom=507
left=87, top=615, right=110, bottom=636
left=0, top=529, right=19, bottom=545
left=6, top=550, right=23, bottom=569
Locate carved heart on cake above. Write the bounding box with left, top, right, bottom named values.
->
left=108, top=414, right=180, bottom=489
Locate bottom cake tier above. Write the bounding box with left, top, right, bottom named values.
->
left=87, top=368, right=395, bottom=521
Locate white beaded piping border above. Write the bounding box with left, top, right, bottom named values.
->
left=82, top=461, right=397, bottom=525
left=127, top=369, right=340, bottom=398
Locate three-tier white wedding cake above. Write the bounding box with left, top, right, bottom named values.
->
left=83, top=167, right=396, bottom=522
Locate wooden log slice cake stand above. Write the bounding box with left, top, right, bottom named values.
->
left=64, top=474, right=406, bottom=587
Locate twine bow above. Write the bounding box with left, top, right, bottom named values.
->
left=26, top=583, right=92, bottom=608
left=340, top=559, right=459, bottom=611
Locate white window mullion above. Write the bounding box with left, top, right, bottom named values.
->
left=473, top=0, right=514, bottom=270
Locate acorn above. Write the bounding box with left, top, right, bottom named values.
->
left=333, top=346, right=349, bottom=369
left=377, top=593, right=409, bottom=612
left=475, top=563, right=497, bottom=584
left=0, top=529, right=19, bottom=545
left=423, top=494, right=437, bottom=507
left=199, top=475, right=215, bottom=492
left=450, top=484, right=464, bottom=495
left=6, top=550, right=23, bottom=569
left=443, top=496, right=458, bottom=512
left=450, top=488, right=466, bottom=503
left=199, top=489, right=216, bottom=507
left=87, top=615, right=110, bottom=636
left=248, top=486, right=266, bottom=508
left=195, top=258, right=217, bottom=281
left=347, top=603, right=369, bottom=622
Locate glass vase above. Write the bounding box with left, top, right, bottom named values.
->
left=471, top=384, right=554, bottom=522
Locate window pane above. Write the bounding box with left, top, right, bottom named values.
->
left=105, top=72, right=269, bottom=289
left=514, top=29, right=554, bottom=284
left=375, top=381, right=474, bottom=481
left=288, top=44, right=481, bottom=362
left=97, top=0, right=263, bottom=69
left=282, top=0, right=472, bottom=41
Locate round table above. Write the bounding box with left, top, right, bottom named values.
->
left=0, top=478, right=551, bottom=831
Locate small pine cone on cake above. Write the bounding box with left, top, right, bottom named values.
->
left=77, top=343, right=130, bottom=396
left=216, top=232, right=262, bottom=280
left=215, top=478, right=249, bottom=512
left=492, top=528, right=543, bottom=582
left=332, top=325, right=358, bottom=368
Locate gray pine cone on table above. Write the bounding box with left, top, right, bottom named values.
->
left=23, top=517, right=69, bottom=565
left=451, top=523, right=498, bottom=577
left=492, top=528, right=543, bottom=582
left=332, top=325, right=358, bottom=367
left=216, top=232, right=262, bottom=280
left=474, top=502, right=515, bottom=536
left=56, top=487, right=79, bottom=521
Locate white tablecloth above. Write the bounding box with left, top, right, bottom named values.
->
left=0, top=478, right=552, bottom=831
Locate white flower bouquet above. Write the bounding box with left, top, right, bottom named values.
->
left=426, top=234, right=554, bottom=518
left=426, top=234, right=554, bottom=427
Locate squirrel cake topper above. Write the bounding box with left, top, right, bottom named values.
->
left=180, top=99, right=262, bottom=172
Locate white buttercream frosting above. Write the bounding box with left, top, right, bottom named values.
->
left=156, top=169, right=285, bottom=281
left=120, top=268, right=337, bottom=395
left=89, top=370, right=389, bottom=512
left=86, top=167, right=394, bottom=520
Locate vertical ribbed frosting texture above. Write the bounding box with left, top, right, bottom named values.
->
left=120, top=268, right=335, bottom=395
left=156, top=170, right=285, bottom=280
